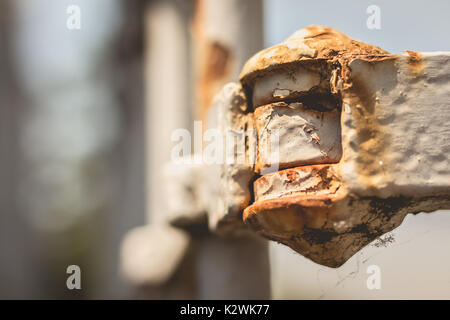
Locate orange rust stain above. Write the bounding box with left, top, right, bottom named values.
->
left=199, top=42, right=232, bottom=117
left=405, top=50, right=424, bottom=75
left=240, top=25, right=392, bottom=86
left=192, top=0, right=233, bottom=120
left=302, top=28, right=388, bottom=60
left=342, top=61, right=395, bottom=191
left=243, top=192, right=346, bottom=237
left=286, top=170, right=300, bottom=183
left=205, top=42, right=231, bottom=81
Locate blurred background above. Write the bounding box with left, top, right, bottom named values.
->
left=0, top=0, right=449, bottom=299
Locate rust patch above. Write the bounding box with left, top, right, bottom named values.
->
left=286, top=170, right=300, bottom=183
left=205, top=42, right=231, bottom=80
left=405, top=50, right=424, bottom=75
left=243, top=191, right=346, bottom=241
left=342, top=61, right=394, bottom=192
left=253, top=164, right=343, bottom=203
left=240, top=25, right=392, bottom=87
left=198, top=42, right=233, bottom=119
left=192, top=0, right=234, bottom=120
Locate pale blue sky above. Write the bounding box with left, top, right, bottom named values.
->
left=264, top=0, right=450, bottom=53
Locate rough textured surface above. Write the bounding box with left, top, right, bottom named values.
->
left=239, top=26, right=450, bottom=267
left=240, top=25, right=390, bottom=88
left=254, top=165, right=340, bottom=202
left=203, top=83, right=255, bottom=232
left=252, top=66, right=321, bottom=107
left=244, top=190, right=450, bottom=267
left=254, top=102, right=342, bottom=173
left=340, top=52, right=450, bottom=198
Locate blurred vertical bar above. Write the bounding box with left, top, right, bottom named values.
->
left=107, top=0, right=147, bottom=298
left=145, top=0, right=193, bottom=225
left=137, top=0, right=197, bottom=299
left=0, top=0, right=38, bottom=299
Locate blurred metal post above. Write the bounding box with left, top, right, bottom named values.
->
left=133, top=0, right=196, bottom=298
left=0, top=0, right=39, bottom=299
left=146, top=1, right=193, bottom=225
